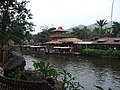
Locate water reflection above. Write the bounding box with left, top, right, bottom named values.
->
left=24, top=55, right=120, bottom=90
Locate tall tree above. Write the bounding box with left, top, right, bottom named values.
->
left=24, top=31, right=33, bottom=42
left=0, top=0, right=34, bottom=63
left=70, top=27, right=92, bottom=39
left=33, top=26, right=55, bottom=44
left=0, top=0, right=34, bottom=46
left=96, top=19, right=107, bottom=37
left=92, top=27, right=101, bottom=38
left=112, top=22, right=120, bottom=37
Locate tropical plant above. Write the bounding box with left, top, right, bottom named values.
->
left=82, top=48, right=120, bottom=58
left=8, top=68, right=22, bottom=79
left=112, top=22, right=120, bottom=37
left=33, top=60, right=84, bottom=89
left=24, top=31, right=33, bottom=43
left=0, top=0, right=34, bottom=63
left=96, top=19, right=107, bottom=37
left=96, top=86, right=112, bottom=90
left=82, top=48, right=94, bottom=55
left=0, top=0, right=34, bottom=46
left=33, top=26, right=55, bottom=44
left=33, top=60, right=58, bottom=79
left=70, top=27, right=92, bottom=39
left=59, top=69, right=84, bottom=90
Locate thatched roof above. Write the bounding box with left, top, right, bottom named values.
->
left=50, top=34, right=69, bottom=38
left=53, top=27, right=68, bottom=32
left=59, top=38, right=82, bottom=43
left=93, top=37, right=120, bottom=44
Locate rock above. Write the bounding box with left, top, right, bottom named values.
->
left=45, top=76, right=55, bottom=86
left=20, top=70, right=38, bottom=81
left=55, top=81, right=64, bottom=90
left=3, top=51, right=26, bottom=77
left=8, top=40, right=14, bottom=47
left=0, top=67, right=4, bottom=76
left=9, top=51, right=22, bottom=58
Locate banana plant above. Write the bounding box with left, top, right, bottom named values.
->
left=8, top=68, right=22, bottom=79
left=95, top=86, right=112, bottom=90
left=59, top=69, right=84, bottom=90
left=33, top=60, right=58, bottom=79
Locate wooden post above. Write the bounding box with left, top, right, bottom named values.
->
left=2, top=45, right=8, bottom=65
left=0, top=45, right=2, bottom=66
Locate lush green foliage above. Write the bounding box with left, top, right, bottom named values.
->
left=8, top=68, right=22, bottom=79
left=33, top=30, right=52, bottom=44
left=82, top=48, right=94, bottom=55
left=70, top=27, right=92, bottom=39
left=96, top=19, right=107, bottom=37
left=0, top=0, right=34, bottom=45
left=33, top=60, right=83, bottom=90
left=59, top=69, right=84, bottom=90
left=30, top=21, right=120, bottom=44
left=24, top=31, right=33, bottom=42
left=96, top=19, right=107, bottom=29
left=82, top=48, right=120, bottom=57
left=33, top=26, right=55, bottom=44
left=112, top=22, right=120, bottom=37
left=95, top=86, right=112, bottom=90
left=67, top=21, right=120, bottom=40
left=33, top=60, right=58, bottom=79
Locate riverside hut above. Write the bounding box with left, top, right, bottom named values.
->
left=92, top=37, right=120, bottom=50
left=45, top=27, right=83, bottom=54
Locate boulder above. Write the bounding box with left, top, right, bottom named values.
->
left=3, top=51, right=26, bottom=77
left=45, top=76, right=55, bottom=86
left=20, top=70, right=38, bottom=81
left=0, top=67, right=4, bottom=76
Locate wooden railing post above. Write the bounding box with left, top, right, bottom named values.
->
left=2, top=45, right=8, bottom=65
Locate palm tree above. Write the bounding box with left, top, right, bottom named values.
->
left=96, top=19, right=107, bottom=37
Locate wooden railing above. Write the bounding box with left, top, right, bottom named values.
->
left=0, top=75, right=53, bottom=90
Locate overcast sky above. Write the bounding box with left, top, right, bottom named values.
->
left=27, top=0, right=120, bottom=33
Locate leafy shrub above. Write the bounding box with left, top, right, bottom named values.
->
left=82, top=48, right=120, bottom=58
left=59, top=69, right=84, bottom=90
left=82, top=48, right=94, bottom=55
left=33, top=60, right=58, bottom=79
left=105, top=50, right=113, bottom=56
left=33, top=61, right=84, bottom=90
left=111, top=50, right=120, bottom=57
left=8, top=68, right=22, bottom=79
left=95, top=86, right=112, bottom=90
left=94, top=49, right=106, bottom=55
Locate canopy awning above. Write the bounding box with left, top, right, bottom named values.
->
left=45, top=40, right=63, bottom=44
left=53, top=47, right=73, bottom=49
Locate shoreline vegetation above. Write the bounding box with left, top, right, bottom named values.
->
left=82, top=48, right=120, bottom=59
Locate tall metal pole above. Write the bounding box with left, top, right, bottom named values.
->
left=111, top=0, right=114, bottom=27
